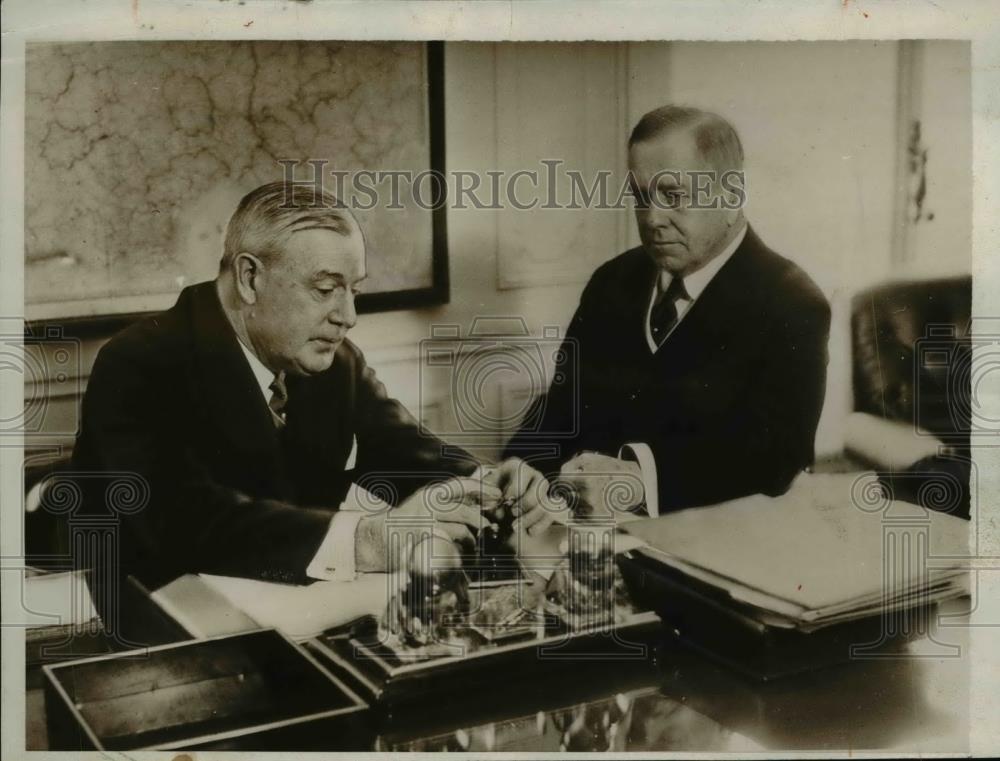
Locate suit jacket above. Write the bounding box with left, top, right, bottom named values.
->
left=505, top=226, right=831, bottom=512
left=72, top=282, right=476, bottom=587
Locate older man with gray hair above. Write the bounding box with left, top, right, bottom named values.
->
left=506, top=104, right=832, bottom=517
left=73, top=181, right=554, bottom=599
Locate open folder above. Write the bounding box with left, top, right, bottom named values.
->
left=619, top=472, right=970, bottom=631
left=152, top=572, right=389, bottom=641
left=151, top=523, right=570, bottom=641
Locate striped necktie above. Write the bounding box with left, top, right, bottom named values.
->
left=649, top=275, right=690, bottom=347
left=268, top=372, right=288, bottom=428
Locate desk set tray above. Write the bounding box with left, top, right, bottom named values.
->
left=43, top=628, right=371, bottom=751
left=306, top=589, right=663, bottom=709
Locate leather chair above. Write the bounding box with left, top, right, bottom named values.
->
left=847, top=275, right=972, bottom=518
left=851, top=275, right=972, bottom=442
left=24, top=452, right=75, bottom=570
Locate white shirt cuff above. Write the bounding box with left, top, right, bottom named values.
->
left=306, top=510, right=365, bottom=582
left=618, top=442, right=659, bottom=518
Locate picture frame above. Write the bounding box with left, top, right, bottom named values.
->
left=23, top=41, right=448, bottom=337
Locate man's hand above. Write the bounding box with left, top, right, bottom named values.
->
left=477, top=457, right=567, bottom=536
left=558, top=452, right=645, bottom=518
left=355, top=477, right=502, bottom=572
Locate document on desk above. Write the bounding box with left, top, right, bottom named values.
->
left=153, top=572, right=389, bottom=641
left=19, top=569, right=98, bottom=629
left=622, top=473, right=971, bottom=628
left=199, top=573, right=389, bottom=640
left=154, top=525, right=571, bottom=641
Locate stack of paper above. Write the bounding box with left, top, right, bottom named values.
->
left=200, top=572, right=389, bottom=640
left=152, top=573, right=389, bottom=641
left=620, top=473, right=970, bottom=631
left=151, top=526, right=565, bottom=643
left=20, top=569, right=98, bottom=630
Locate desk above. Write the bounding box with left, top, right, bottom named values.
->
left=375, top=597, right=970, bottom=752
left=26, top=591, right=971, bottom=753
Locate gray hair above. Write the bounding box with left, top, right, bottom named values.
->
left=220, top=181, right=361, bottom=271
left=629, top=105, right=744, bottom=174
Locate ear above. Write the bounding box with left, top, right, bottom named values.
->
left=233, top=252, right=263, bottom=305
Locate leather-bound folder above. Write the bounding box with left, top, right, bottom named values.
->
left=615, top=473, right=971, bottom=680
left=618, top=550, right=925, bottom=681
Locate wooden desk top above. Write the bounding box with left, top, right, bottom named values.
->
left=27, top=588, right=972, bottom=753
left=381, top=596, right=972, bottom=752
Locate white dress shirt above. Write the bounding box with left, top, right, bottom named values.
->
left=236, top=339, right=361, bottom=582
left=643, top=222, right=747, bottom=353
left=237, top=339, right=277, bottom=404
left=626, top=222, right=748, bottom=517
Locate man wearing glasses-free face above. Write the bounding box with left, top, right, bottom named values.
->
left=73, top=181, right=557, bottom=598
left=506, top=105, right=832, bottom=518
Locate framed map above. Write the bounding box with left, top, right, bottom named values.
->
left=24, top=41, right=447, bottom=327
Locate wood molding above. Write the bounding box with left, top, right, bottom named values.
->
left=23, top=340, right=548, bottom=447
left=494, top=42, right=628, bottom=291
left=891, top=40, right=923, bottom=267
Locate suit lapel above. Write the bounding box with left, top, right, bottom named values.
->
left=622, top=251, right=660, bottom=357
left=186, top=283, right=288, bottom=494
left=281, top=353, right=356, bottom=505
left=284, top=370, right=344, bottom=470
left=656, top=226, right=765, bottom=363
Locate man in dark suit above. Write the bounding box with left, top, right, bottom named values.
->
left=73, top=182, right=553, bottom=595
left=505, top=105, right=831, bottom=516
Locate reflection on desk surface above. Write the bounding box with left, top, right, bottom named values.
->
left=377, top=596, right=971, bottom=753
left=382, top=687, right=763, bottom=752
left=656, top=626, right=970, bottom=752
left=26, top=593, right=972, bottom=753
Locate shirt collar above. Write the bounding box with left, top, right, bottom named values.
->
left=659, top=222, right=748, bottom=300
left=236, top=337, right=277, bottom=402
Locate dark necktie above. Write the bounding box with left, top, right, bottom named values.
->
left=649, top=275, right=690, bottom=347
left=268, top=372, right=288, bottom=428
